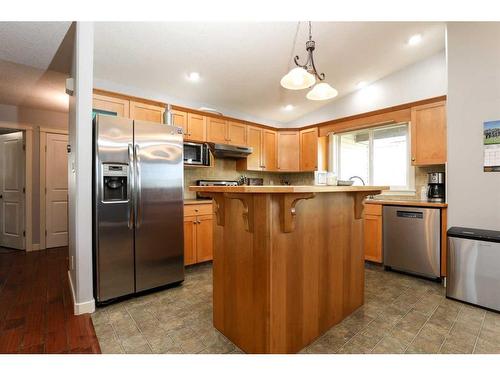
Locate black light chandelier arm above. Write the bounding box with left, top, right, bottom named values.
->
left=292, top=21, right=326, bottom=81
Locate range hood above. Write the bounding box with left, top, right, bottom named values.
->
left=208, top=143, right=253, bottom=159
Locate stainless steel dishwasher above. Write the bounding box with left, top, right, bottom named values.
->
left=383, top=205, right=441, bottom=279
left=447, top=227, right=500, bottom=311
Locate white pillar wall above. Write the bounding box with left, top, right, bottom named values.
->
left=446, top=23, right=500, bottom=230
left=68, top=22, right=95, bottom=314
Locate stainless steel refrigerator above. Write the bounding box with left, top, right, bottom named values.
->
left=93, top=114, right=184, bottom=304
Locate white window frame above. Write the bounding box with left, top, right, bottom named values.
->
left=329, top=122, right=415, bottom=195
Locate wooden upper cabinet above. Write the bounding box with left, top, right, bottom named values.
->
left=207, top=117, right=228, bottom=144
left=237, top=126, right=262, bottom=171
left=300, top=128, right=318, bottom=171
left=93, top=93, right=130, bottom=118
left=277, top=131, right=300, bottom=172
left=227, top=121, right=247, bottom=146
left=171, top=109, right=188, bottom=136
left=411, top=101, right=447, bottom=166
left=130, top=100, right=165, bottom=123
left=187, top=113, right=207, bottom=142
left=262, top=129, right=278, bottom=171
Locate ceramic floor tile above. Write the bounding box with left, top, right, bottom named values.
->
left=91, top=263, right=500, bottom=354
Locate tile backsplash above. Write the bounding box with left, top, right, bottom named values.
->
left=184, top=159, right=445, bottom=201
left=184, top=159, right=316, bottom=199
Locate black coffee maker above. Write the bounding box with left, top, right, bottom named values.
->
left=427, top=172, right=445, bottom=202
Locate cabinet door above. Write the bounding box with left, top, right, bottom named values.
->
left=300, top=128, right=318, bottom=171
left=227, top=121, right=247, bottom=146
left=187, top=113, right=207, bottom=142
left=207, top=118, right=228, bottom=143
left=238, top=126, right=262, bottom=171
left=172, top=109, right=188, bottom=136
left=130, top=100, right=165, bottom=123
left=93, top=94, right=130, bottom=118
left=364, top=214, right=382, bottom=263
left=278, top=131, right=300, bottom=171
left=411, top=101, right=447, bottom=165
left=262, top=129, right=277, bottom=171
left=183, top=216, right=197, bottom=266
left=196, top=214, right=213, bottom=263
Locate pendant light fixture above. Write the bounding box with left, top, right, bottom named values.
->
left=281, top=22, right=338, bottom=101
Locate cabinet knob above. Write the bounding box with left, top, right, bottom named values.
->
left=411, top=157, right=415, bottom=162
left=194, top=209, right=199, bottom=212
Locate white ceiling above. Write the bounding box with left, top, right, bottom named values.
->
left=0, top=22, right=72, bottom=70
left=94, top=22, right=446, bottom=125
left=0, top=22, right=72, bottom=113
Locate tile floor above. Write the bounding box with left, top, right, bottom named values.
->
left=92, top=262, right=500, bottom=354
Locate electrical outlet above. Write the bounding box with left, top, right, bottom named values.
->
left=70, top=255, right=74, bottom=270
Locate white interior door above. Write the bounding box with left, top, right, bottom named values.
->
left=45, top=133, right=69, bottom=248
left=0, top=132, right=26, bottom=250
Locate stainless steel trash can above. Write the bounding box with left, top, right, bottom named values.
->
left=447, top=227, right=500, bottom=311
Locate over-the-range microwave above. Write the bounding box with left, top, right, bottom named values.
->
left=183, top=142, right=211, bottom=166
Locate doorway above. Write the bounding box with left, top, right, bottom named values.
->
left=0, top=129, right=26, bottom=251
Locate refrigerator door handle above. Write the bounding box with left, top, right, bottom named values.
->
left=134, top=144, right=142, bottom=228
left=127, top=143, right=134, bottom=229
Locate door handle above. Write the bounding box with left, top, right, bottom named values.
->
left=134, top=144, right=142, bottom=228
left=127, top=144, right=134, bottom=229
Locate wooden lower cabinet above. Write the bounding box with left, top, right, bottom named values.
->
left=183, top=203, right=213, bottom=266
left=363, top=203, right=383, bottom=263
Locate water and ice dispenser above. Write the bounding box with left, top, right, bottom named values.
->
left=102, top=163, right=128, bottom=201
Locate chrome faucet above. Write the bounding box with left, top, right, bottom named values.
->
left=349, top=176, right=366, bottom=186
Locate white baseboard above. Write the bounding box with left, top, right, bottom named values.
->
left=67, top=270, right=95, bottom=315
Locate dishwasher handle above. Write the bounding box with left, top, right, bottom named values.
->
left=396, top=210, right=424, bottom=219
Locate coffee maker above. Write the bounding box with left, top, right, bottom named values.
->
left=427, top=172, right=445, bottom=202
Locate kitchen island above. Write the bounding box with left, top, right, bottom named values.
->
left=189, top=185, right=387, bottom=354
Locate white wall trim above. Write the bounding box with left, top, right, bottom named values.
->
left=68, top=270, right=95, bottom=315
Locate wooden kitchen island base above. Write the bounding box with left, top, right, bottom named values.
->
left=190, top=185, right=386, bottom=354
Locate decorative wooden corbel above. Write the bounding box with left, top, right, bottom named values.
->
left=199, top=192, right=225, bottom=226
left=353, top=191, right=381, bottom=219
left=225, top=193, right=254, bottom=233
left=279, top=193, right=315, bottom=233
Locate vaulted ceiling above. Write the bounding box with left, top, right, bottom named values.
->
left=94, top=22, right=446, bottom=124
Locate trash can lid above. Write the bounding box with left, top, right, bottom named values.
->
left=448, top=226, right=500, bottom=243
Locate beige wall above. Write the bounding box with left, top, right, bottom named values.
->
left=0, top=105, right=68, bottom=246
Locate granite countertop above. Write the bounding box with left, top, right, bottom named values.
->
left=189, top=185, right=389, bottom=194
left=184, top=199, right=213, bottom=205
left=365, top=198, right=448, bottom=208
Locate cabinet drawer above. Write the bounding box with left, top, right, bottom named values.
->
left=184, top=203, right=213, bottom=217
left=364, top=203, right=382, bottom=216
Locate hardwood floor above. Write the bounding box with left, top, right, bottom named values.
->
left=0, top=246, right=101, bottom=354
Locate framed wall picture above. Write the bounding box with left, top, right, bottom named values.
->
left=483, top=120, right=500, bottom=172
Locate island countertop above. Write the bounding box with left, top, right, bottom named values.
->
left=189, top=185, right=389, bottom=193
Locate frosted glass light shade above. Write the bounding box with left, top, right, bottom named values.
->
left=306, top=82, right=338, bottom=101
left=280, top=67, right=316, bottom=90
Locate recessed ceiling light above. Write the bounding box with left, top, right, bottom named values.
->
left=356, top=81, right=367, bottom=89
left=407, top=34, right=422, bottom=46
left=187, top=72, right=200, bottom=81
left=283, top=104, right=294, bottom=111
